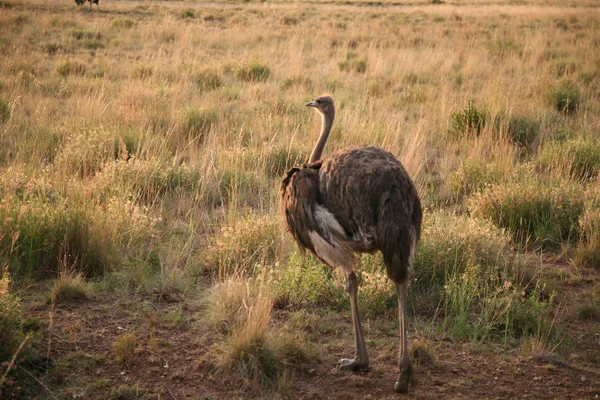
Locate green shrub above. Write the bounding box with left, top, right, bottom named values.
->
left=0, top=176, right=160, bottom=279
left=70, top=29, right=96, bottom=40
left=110, top=17, right=135, bottom=28
left=183, top=108, right=218, bottom=141
left=450, top=101, right=487, bottom=137
left=50, top=270, right=92, bottom=303
left=280, top=75, right=313, bottom=91
left=0, top=98, right=9, bottom=124
left=409, top=213, right=556, bottom=342
left=262, top=146, right=308, bottom=178
left=203, top=215, right=282, bottom=276
left=548, top=80, right=580, bottom=114
left=470, top=180, right=585, bottom=248
left=578, top=300, right=600, bottom=321
left=338, top=52, right=367, bottom=73
left=356, top=256, right=395, bottom=318
left=235, top=63, right=270, bottom=82
left=43, top=42, right=62, bottom=55
left=505, top=114, right=540, bottom=147
left=367, top=77, right=393, bottom=97
left=193, top=69, right=223, bottom=91
left=447, top=158, right=501, bottom=200
left=56, top=60, right=87, bottom=77
left=413, top=213, right=515, bottom=295
left=181, top=10, right=195, bottom=19
left=132, top=65, right=153, bottom=79
left=112, top=333, right=136, bottom=364
left=537, top=138, right=600, bottom=181
left=94, top=158, right=200, bottom=204
left=269, top=253, right=345, bottom=309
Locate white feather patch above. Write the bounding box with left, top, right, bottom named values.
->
left=313, top=205, right=347, bottom=240
left=308, top=230, right=356, bottom=273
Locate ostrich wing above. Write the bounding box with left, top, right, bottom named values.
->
left=281, top=164, right=356, bottom=270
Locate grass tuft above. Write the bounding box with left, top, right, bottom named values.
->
left=235, top=63, right=270, bottom=82
left=470, top=179, right=585, bottom=249
left=548, top=80, right=580, bottom=114
left=450, top=101, right=487, bottom=137
left=50, top=269, right=92, bottom=303
left=112, top=333, right=136, bottom=364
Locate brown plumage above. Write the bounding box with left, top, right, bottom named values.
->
left=280, top=95, right=422, bottom=393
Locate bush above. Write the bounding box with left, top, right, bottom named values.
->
left=537, top=137, right=600, bottom=181
left=50, top=270, right=92, bottom=303
left=235, top=63, right=270, bottom=82
left=505, top=115, right=540, bottom=147
left=262, top=146, right=308, bottom=178
left=0, top=181, right=160, bottom=279
left=94, top=158, right=200, bottom=204
left=447, top=158, right=501, bottom=200
left=202, top=280, right=288, bottom=387
left=413, top=213, right=515, bottom=295
left=410, top=213, right=555, bottom=342
left=470, top=180, right=585, bottom=249
left=280, top=75, right=313, bottom=91
left=111, top=17, right=135, bottom=28
left=203, top=215, right=282, bottom=276
left=269, top=253, right=345, bottom=309
left=449, top=101, right=487, bottom=137
left=193, top=69, right=223, bottom=91
left=548, top=80, right=580, bottom=114
left=112, top=333, right=136, bottom=364
left=56, top=60, right=87, bottom=77
left=183, top=108, right=218, bottom=141
left=338, top=52, right=367, bottom=73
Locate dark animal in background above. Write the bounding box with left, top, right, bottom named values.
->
left=75, top=0, right=99, bottom=8
left=281, top=95, right=422, bottom=393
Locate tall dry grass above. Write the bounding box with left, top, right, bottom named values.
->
left=1, top=0, right=598, bottom=385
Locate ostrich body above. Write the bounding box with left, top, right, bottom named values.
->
left=281, top=95, right=422, bottom=393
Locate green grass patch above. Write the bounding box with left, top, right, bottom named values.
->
left=548, top=80, right=580, bottom=114
left=537, top=137, right=600, bottom=181
left=203, top=215, right=282, bottom=276
left=470, top=180, right=585, bottom=249
left=449, top=101, right=487, bottom=137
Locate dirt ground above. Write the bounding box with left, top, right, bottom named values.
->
left=8, top=272, right=599, bottom=400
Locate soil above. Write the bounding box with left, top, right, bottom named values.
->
left=6, top=268, right=600, bottom=400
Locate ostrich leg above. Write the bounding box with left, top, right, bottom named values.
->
left=338, top=271, right=369, bottom=371
left=394, top=281, right=413, bottom=393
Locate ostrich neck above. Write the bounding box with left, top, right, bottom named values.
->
left=309, top=111, right=335, bottom=163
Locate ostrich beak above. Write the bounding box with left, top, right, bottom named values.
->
left=305, top=100, right=318, bottom=108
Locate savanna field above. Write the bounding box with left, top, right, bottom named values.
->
left=0, top=0, right=599, bottom=398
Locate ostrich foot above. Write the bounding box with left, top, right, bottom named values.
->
left=338, top=358, right=368, bottom=371
left=394, top=363, right=413, bottom=393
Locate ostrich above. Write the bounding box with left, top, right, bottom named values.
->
left=281, top=95, right=422, bottom=393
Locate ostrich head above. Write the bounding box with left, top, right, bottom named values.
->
left=305, top=95, right=335, bottom=117
left=306, top=95, right=335, bottom=163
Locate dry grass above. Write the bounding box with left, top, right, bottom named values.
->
left=1, top=0, right=599, bottom=392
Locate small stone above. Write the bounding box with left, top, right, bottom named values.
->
left=580, top=376, right=587, bottom=382
left=533, top=376, right=541, bottom=381
left=308, top=368, right=316, bottom=375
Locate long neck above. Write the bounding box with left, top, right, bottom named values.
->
left=308, top=109, right=334, bottom=163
